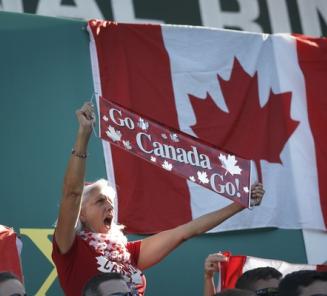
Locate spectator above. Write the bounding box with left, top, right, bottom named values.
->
left=83, top=272, right=131, bottom=296
left=235, top=267, right=282, bottom=292
left=52, top=102, right=265, bottom=296
left=0, top=272, right=25, bottom=296
left=279, top=270, right=327, bottom=296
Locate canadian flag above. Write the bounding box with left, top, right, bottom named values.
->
left=0, top=225, right=23, bottom=282
left=219, top=252, right=327, bottom=290
left=87, top=20, right=327, bottom=234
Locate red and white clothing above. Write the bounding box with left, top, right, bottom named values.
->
left=52, top=231, right=146, bottom=296
left=0, top=225, right=24, bottom=283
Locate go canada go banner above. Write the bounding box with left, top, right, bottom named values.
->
left=98, top=96, right=251, bottom=207
left=87, top=20, right=327, bottom=234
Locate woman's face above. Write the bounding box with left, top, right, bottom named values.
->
left=80, top=186, right=114, bottom=233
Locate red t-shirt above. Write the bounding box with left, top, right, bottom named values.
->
left=52, top=234, right=146, bottom=296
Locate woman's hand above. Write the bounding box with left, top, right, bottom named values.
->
left=250, top=182, right=265, bottom=207
left=76, top=102, right=95, bottom=135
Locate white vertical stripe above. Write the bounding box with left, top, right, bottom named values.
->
left=87, top=25, right=119, bottom=223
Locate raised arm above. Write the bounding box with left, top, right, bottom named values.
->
left=54, top=102, right=94, bottom=254
left=137, top=183, right=264, bottom=270
left=203, top=253, right=227, bottom=296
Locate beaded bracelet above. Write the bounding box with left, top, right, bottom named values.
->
left=71, top=149, right=88, bottom=159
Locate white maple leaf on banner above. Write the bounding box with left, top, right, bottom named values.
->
left=197, top=171, right=209, bottom=184
left=106, top=126, right=122, bottom=142
left=243, top=186, right=249, bottom=193
left=189, top=176, right=196, bottom=182
left=103, top=115, right=109, bottom=122
left=161, top=133, right=168, bottom=139
left=138, top=117, right=149, bottom=131
left=123, top=140, right=132, bottom=150
left=170, top=133, right=179, bottom=142
left=218, top=153, right=242, bottom=175
left=162, top=160, right=173, bottom=171
left=150, top=156, right=156, bottom=162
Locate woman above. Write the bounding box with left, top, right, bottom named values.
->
left=52, top=102, right=265, bottom=296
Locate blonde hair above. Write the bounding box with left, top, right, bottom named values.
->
left=75, top=179, right=125, bottom=241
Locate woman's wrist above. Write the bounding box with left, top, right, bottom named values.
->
left=73, top=128, right=91, bottom=156
left=230, top=202, right=245, bottom=213
left=78, top=126, right=92, bottom=137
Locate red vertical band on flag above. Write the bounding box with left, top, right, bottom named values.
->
left=89, top=21, right=192, bottom=233
left=296, top=35, right=327, bottom=227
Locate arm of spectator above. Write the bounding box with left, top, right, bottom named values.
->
left=55, top=102, right=94, bottom=254
left=137, top=183, right=264, bottom=270
left=204, top=253, right=227, bottom=296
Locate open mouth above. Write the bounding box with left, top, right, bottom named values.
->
left=104, top=217, right=112, bottom=226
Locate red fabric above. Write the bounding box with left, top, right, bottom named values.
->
left=0, top=226, right=23, bottom=282
left=220, top=252, right=247, bottom=290
left=52, top=234, right=145, bottom=296
left=89, top=21, right=327, bottom=233
left=88, top=20, right=192, bottom=234
left=295, top=35, right=327, bottom=227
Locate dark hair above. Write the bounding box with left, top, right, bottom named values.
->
left=215, top=288, right=255, bottom=296
left=82, top=272, right=126, bottom=296
left=278, top=270, right=327, bottom=296
left=0, top=271, right=20, bottom=284
left=235, top=267, right=282, bottom=291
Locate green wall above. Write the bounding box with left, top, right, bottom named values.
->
left=0, top=12, right=307, bottom=295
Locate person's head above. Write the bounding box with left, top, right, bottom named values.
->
left=82, top=272, right=131, bottom=296
left=77, top=179, right=118, bottom=234
left=215, top=288, right=255, bottom=296
left=279, top=270, right=327, bottom=296
left=0, top=272, right=25, bottom=296
left=235, top=267, right=282, bottom=291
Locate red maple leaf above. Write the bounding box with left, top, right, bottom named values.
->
left=189, top=58, right=299, bottom=181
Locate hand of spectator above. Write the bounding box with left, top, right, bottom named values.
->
left=250, top=182, right=265, bottom=207
left=204, top=252, right=228, bottom=278
left=76, top=102, right=95, bottom=134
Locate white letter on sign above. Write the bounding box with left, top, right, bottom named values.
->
left=136, top=132, right=153, bottom=154
left=199, top=0, right=262, bottom=32
left=298, top=0, right=327, bottom=36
